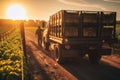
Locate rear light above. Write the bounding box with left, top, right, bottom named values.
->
left=65, top=44, right=71, bottom=49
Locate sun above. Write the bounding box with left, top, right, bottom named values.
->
left=6, top=4, right=27, bottom=20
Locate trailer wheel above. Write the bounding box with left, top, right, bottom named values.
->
left=53, top=45, right=62, bottom=63
left=88, top=52, right=101, bottom=64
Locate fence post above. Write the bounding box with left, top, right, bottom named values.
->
left=20, top=21, right=27, bottom=59
left=20, top=21, right=27, bottom=80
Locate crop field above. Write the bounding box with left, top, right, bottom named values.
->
left=0, top=28, right=28, bottom=80
left=0, top=27, right=11, bottom=34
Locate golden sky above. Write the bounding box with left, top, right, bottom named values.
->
left=0, top=0, right=120, bottom=20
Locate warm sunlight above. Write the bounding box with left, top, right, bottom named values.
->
left=6, top=4, right=27, bottom=20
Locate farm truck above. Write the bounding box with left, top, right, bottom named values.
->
left=41, top=10, right=117, bottom=64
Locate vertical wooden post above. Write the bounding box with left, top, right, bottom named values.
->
left=20, top=21, right=27, bottom=80
left=20, top=21, right=27, bottom=59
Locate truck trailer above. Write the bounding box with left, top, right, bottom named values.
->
left=42, top=10, right=117, bottom=64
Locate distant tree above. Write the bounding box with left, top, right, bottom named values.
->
left=24, top=20, right=37, bottom=27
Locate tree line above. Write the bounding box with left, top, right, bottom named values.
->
left=0, top=19, right=47, bottom=28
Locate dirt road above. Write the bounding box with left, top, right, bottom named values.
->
left=25, top=27, right=120, bottom=80
left=25, top=28, right=78, bottom=80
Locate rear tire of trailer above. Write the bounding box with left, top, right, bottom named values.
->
left=53, top=45, right=62, bottom=63
left=88, top=52, right=101, bottom=64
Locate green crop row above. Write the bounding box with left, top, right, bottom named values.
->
left=0, top=27, right=12, bottom=34
left=0, top=28, right=24, bottom=80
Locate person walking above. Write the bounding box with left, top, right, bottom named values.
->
left=35, top=26, right=42, bottom=46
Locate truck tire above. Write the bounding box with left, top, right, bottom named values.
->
left=88, top=51, right=101, bottom=64
left=53, top=45, right=62, bottom=63
left=46, top=42, right=50, bottom=51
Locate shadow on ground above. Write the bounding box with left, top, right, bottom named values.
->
left=26, top=42, right=50, bottom=80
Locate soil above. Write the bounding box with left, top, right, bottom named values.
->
left=26, top=45, right=50, bottom=80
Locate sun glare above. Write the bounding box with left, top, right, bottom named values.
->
left=6, top=4, right=27, bottom=20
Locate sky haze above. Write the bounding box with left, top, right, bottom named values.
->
left=0, top=0, right=120, bottom=21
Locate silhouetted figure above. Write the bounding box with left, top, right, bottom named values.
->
left=35, top=26, right=42, bottom=46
